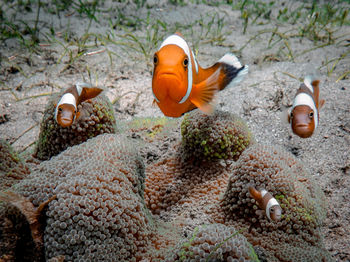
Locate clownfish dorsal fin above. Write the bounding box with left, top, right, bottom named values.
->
left=175, top=31, right=184, bottom=38
left=190, top=67, right=220, bottom=114
left=79, top=87, right=103, bottom=103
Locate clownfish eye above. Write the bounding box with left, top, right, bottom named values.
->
left=58, top=107, right=63, bottom=112
left=153, top=55, right=158, bottom=65
left=309, top=111, right=314, bottom=119
left=183, top=57, right=189, bottom=68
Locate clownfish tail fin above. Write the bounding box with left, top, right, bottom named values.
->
left=79, top=86, right=103, bottom=103
left=217, top=53, right=248, bottom=91
left=248, top=186, right=262, bottom=202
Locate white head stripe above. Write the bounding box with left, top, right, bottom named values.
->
left=151, top=70, right=160, bottom=102
left=260, top=189, right=268, bottom=198
left=191, top=50, right=199, bottom=74
left=55, top=93, right=77, bottom=121
left=159, top=34, right=192, bottom=104
left=152, top=91, right=160, bottom=103
left=303, top=76, right=314, bottom=93
left=292, top=93, right=318, bottom=128
left=266, top=198, right=280, bottom=220
left=58, top=93, right=77, bottom=109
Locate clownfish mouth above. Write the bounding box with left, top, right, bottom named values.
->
left=294, top=124, right=313, bottom=138
left=154, top=73, right=184, bottom=102
left=295, top=123, right=308, bottom=128
left=59, top=118, right=73, bottom=127
left=158, top=72, right=180, bottom=79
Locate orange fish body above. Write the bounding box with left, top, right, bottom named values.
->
left=248, top=186, right=282, bottom=222
left=55, top=83, right=103, bottom=127
left=288, top=76, right=325, bottom=138
left=152, top=33, right=248, bottom=117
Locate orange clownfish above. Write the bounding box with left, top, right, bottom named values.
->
left=288, top=76, right=325, bottom=138
left=248, top=186, right=282, bottom=222
left=55, top=83, right=103, bottom=127
left=152, top=33, right=248, bottom=117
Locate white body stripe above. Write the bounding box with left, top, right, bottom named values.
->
left=303, top=75, right=314, bottom=93
left=266, top=198, right=280, bottom=220
left=75, top=82, right=92, bottom=96
left=260, top=189, right=268, bottom=198
left=292, top=93, right=318, bottom=128
left=76, top=84, right=82, bottom=96
left=55, top=93, right=77, bottom=120
left=159, top=34, right=193, bottom=104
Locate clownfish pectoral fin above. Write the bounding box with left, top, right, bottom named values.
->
left=80, top=87, right=103, bottom=103
left=75, top=111, right=81, bottom=121
left=319, top=99, right=325, bottom=109
left=279, top=106, right=291, bottom=125
left=190, top=68, right=220, bottom=114
left=287, top=113, right=291, bottom=123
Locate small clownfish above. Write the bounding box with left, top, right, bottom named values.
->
left=152, top=33, right=248, bottom=117
left=55, top=83, right=103, bottom=127
left=288, top=76, right=325, bottom=138
left=248, top=186, right=282, bottom=222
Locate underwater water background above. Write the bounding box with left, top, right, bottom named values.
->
left=0, top=0, right=350, bottom=261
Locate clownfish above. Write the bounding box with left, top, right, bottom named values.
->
left=248, top=186, right=282, bottom=222
left=55, top=83, right=103, bottom=127
left=288, top=76, right=325, bottom=138
left=152, top=33, right=248, bottom=117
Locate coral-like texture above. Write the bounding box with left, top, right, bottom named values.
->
left=123, top=117, right=181, bottom=164
left=222, top=143, right=331, bottom=262
left=145, top=154, right=230, bottom=219
left=0, top=139, right=30, bottom=191
left=13, top=134, right=154, bottom=261
left=165, top=224, right=257, bottom=262
left=34, top=92, right=117, bottom=160
left=181, top=110, right=253, bottom=162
